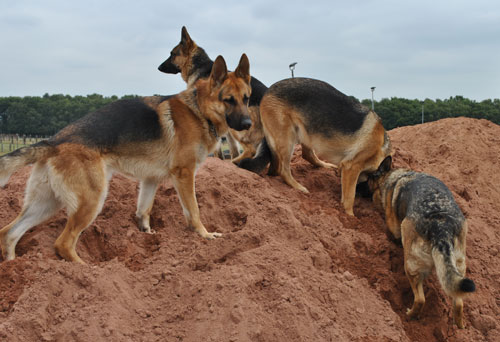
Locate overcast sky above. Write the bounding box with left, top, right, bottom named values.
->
left=1, top=0, right=499, bottom=101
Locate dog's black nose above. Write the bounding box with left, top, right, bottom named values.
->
left=241, top=118, right=252, bottom=130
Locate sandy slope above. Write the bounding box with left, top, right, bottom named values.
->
left=0, top=117, right=499, bottom=342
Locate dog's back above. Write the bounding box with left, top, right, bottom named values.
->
left=397, top=172, right=464, bottom=239
left=51, top=97, right=172, bottom=150
left=266, top=78, right=370, bottom=136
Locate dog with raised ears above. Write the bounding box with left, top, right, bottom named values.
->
left=158, top=26, right=267, bottom=162
left=160, top=27, right=335, bottom=169
left=367, top=156, right=475, bottom=328
left=240, top=77, right=391, bottom=216
left=0, top=54, right=252, bottom=264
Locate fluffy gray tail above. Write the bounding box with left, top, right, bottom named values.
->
left=0, top=140, right=53, bottom=186
left=431, top=241, right=475, bottom=297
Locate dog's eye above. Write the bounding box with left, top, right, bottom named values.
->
left=171, top=47, right=180, bottom=57
left=224, top=97, right=235, bottom=105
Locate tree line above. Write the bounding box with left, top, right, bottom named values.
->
left=0, top=93, right=499, bottom=135
left=360, top=96, right=500, bottom=130
left=0, top=94, right=138, bottom=136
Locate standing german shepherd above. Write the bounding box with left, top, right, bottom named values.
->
left=159, top=27, right=333, bottom=169
left=0, top=54, right=252, bottom=264
left=240, top=77, right=391, bottom=216
left=367, top=156, right=475, bottom=328
left=158, top=26, right=267, bottom=163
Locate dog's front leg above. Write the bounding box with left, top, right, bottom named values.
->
left=171, top=167, right=222, bottom=239
left=135, top=178, right=160, bottom=233
left=339, top=161, right=362, bottom=216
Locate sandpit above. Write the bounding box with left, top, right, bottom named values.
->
left=0, top=117, right=499, bottom=341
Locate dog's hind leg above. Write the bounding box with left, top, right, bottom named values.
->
left=260, top=99, right=307, bottom=192
left=453, top=297, right=465, bottom=329
left=54, top=197, right=104, bottom=264
left=405, top=270, right=426, bottom=319
left=402, top=219, right=426, bottom=319
left=0, top=164, right=61, bottom=261
left=171, top=166, right=221, bottom=239
left=267, top=129, right=308, bottom=193
left=51, top=153, right=107, bottom=264
left=276, top=141, right=309, bottom=193
left=301, top=145, right=336, bottom=169
left=135, top=178, right=159, bottom=233
left=452, top=221, right=468, bottom=328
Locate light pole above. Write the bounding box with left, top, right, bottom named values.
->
left=370, top=87, right=376, bottom=110
left=289, top=62, right=297, bottom=78
left=421, top=101, right=424, bottom=124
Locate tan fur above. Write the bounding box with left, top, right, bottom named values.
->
left=230, top=105, right=264, bottom=163
left=371, top=169, right=472, bottom=328
left=165, top=27, right=334, bottom=168
left=0, top=55, right=251, bottom=264
left=260, top=95, right=391, bottom=216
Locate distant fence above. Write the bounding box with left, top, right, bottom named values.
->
left=0, top=134, right=50, bottom=155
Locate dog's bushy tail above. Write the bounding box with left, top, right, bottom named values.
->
left=238, top=137, right=272, bottom=174
left=431, top=239, right=475, bottom=297
left=0, top=140, right=54, bottom=186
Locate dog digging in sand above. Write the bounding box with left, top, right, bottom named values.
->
left=367, top=156, right=475, bottom=328
left=158, top=26, right=266, bottom=163
left=0, top=54, right=252, bottom=264
left=240, top=77, right=392, bottom=216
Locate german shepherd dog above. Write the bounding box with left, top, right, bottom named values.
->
left=0, top=54, right=252, bottom=264
left=367, top=156, right=475, bottom=328
left=240, top=77, right=392, bottom=216
left=158, top=26, right=267, bottom=163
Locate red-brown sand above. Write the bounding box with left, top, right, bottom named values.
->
left=0, top=117, right=499, bottom=341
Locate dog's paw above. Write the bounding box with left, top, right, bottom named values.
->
left=322, top=162, right=336, bottom=169
left=204, top=232, right=222, bottom=240
left=138, top=226, right=154, bottom=234
left=297, top=185, right=310, bottom=194
left=406, top=308, right=420, bottom=320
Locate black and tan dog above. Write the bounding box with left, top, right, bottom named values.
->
left=158, top=26, right=266, bottom=163
left=240, top=77, right=391, bottom=216
left=367, top=156, right=475, bottom=328
left=0, top=54, right=252, bottom=264
left=159, top=27, right=333, bottom=169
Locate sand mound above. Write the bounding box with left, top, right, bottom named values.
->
left=0, top=117, right=499, bottom=341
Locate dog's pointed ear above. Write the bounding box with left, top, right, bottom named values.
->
left=378, top=156, right=392, bottom=173
left=180, top=26, right=194, bottom=53
left=234, top=53, right=251, bottom=84
left=210, top=55, right=228, bottom=88
left=181, top=26, right=192, bottom=45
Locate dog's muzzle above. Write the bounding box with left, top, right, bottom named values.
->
left=226, top=113, right=252, bottom=131
left=240, top=117, right=252, bottom=130
left=158, top=57, right=180, bottom=74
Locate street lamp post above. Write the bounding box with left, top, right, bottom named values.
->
left=370, top=87, right=376, bottom=110
left=421, top=101, right=424, bottom=124
left=289, top=62, right=297, bottom=78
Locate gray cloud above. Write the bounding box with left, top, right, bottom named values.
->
left=1, top=0, right=499, bottom=101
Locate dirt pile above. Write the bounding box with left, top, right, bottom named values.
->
left=0, top=117, right=499, bottom=342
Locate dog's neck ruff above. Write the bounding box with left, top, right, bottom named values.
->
left=207, top=120, right=218, bottom=139
left=191, top=88, right=219, bottom=140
